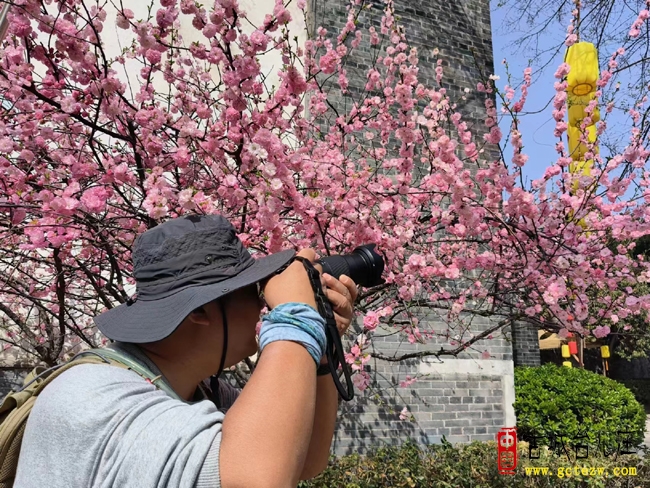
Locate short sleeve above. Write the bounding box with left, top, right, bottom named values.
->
left=16, top=363, right=225, bottom=488
left=195, top=432, right=222, bottom=488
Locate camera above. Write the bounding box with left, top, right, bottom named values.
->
left=317, top=244, right=385, bottom=288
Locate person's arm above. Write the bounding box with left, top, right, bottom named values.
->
left=219, top=249, right=321, bottom=488
left=300, top=273, right=358, bottom=480
left=299, top=368, right=340, bottom=479
left=220, top=341, right=317, bottom=488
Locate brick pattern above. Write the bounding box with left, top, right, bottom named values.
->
left=370, top=309, right=514, bottom=361
left=0, top=368, right=30, bottom=398
left=511, top=321, right=541, bottom=366
left=307, top=0, right=495, bottom=142
left=331, top=317, right=512, bottom=455
left=307, top=0, right=517, bottom=454
left=333, top=371, right=505, bottom=454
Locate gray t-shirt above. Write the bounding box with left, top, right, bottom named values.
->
left=14, top=343, right=240, bottom=488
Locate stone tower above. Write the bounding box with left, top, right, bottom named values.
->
left=307, top=0, right=518, bottom=455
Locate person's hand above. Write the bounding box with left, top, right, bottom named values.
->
left=261, top=248, right=357, bottom=336
left=262, top=249, right=318, bottom=310
left=322, top=273, right=358, bottom=336
left=318, top=273, right=357, bottom=366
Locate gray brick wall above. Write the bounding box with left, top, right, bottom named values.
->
left=512, top=321, right=541, bottom=367
left=333, top=377, right=505, bottom=452
left=308, top=0, right=495, bottom=141
left=331, top=314, right=515, bottom=455
left=307, top=0, right=518, bottom=454
left=0, top=368, right=30, bottom=398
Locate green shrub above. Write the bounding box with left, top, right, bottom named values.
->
left=618, top=379, right=650, bottom=407
left=514, top=364, right=646, bottom=450
left=299, top=441, right=650, bottom=487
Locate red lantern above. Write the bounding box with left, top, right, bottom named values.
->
left=568, top=341, right=578, bottom=355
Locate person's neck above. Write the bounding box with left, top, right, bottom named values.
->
left=139, top=346, right=203, bottom=401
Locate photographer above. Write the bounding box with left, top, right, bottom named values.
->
left=14, top=214, right=358, bottom=488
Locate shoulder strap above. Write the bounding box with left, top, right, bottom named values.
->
left=73, top=349, right=181, bottom=400
left=11, top=348, right=181, bottom=401
left=13, top=354, right=111, bottom=399
left=0, top=355, right=114, bottom=487
left=0, top=348, right=181, bottom=488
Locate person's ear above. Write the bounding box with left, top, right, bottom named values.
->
left=187, top=305, right=211, bottom=327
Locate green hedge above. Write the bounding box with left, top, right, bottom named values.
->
left=514, top=364, right=646, bottom=450
left=617, top=379, right=650, bottom=407
left=299, top=441, right=650, bottom=487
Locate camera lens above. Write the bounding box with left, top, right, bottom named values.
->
left=317, top=244, right=385, bottom=288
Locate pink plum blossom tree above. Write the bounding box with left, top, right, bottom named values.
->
left=0, top=0, right=649, bottom=392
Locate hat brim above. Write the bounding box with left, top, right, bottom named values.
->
left=94, top=249, right=296, bottom=343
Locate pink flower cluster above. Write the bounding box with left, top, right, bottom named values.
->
left=0, top=0, right=648, bottom=374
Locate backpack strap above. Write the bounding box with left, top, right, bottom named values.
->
left=0, top=348, right=181, bottom=487
left=5, top=354, right=112, bottom=404
left=0, top=355, right=114, bottom=487
left=11, top=348, right=181, bottom=402
left=74, top=348, right=181, bottom=400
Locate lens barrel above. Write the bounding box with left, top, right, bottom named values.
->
left=317, top=244, right=385, bottom=288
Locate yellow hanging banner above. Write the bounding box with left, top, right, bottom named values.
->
left=565, top=42, right=599, bottom=96
left=567, top=125, right=598, bottom=161
left=569, top=159, right=593, bottom=176
left=564, top=41, right=600, bottom=205
left=568, top=93, right=600, bottom=127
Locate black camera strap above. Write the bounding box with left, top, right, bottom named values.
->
left=275, top=256, right=355, bottom=401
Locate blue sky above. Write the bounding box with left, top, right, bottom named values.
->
left=490, top=1, right=568, bottom=184
left=488, top=1, right=637, bottom=187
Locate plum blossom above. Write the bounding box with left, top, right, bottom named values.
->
left=543, top=278, right=568, bottom=305
left=80, top=187, right=109, bottom=213
left=353, top=371, right=371, bottom=391
left=363, top=311, right=380, bottom=331
left=248, top=143, right=268, bottom=160
left=399, top=375, right=417, bottom=388
left=319, top=50, right=338, bottom=74
left=399, top=407, right=410, bottom=420
left=592, top=325, right=611, bottom=338
left=0, top=0, right=649, bottom=381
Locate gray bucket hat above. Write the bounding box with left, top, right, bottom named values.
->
left=94, top=214, right=295, bottom=343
